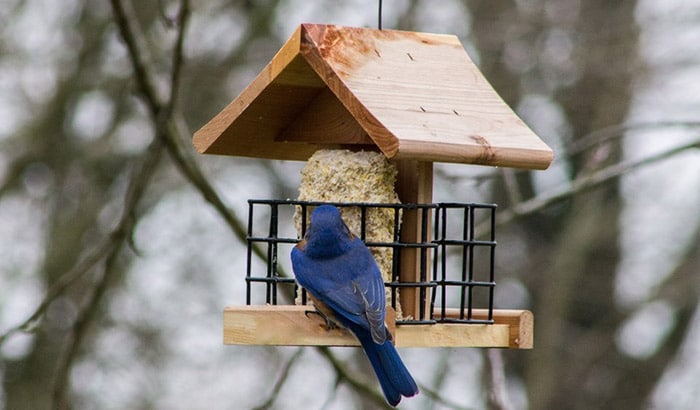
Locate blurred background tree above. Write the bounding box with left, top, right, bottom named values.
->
left=1, top=1, right=699, bottom=409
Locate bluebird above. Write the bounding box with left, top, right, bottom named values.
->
left=291, top=205, right=419, bottom=406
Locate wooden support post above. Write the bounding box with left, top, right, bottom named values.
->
left=394, top=160, right=433, bottom=321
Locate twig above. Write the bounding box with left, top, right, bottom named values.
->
left=252, top=348, right=304, bottom=410
left=484, top=349, right=513, bottom=410
left=109, top=0, right=270, bottom=269
left=314, top=346, right=394, bottom=409
left=419, top=383, right=474, bottom=410
left=477, top=135, right=700, bottom=236
left=163, top=117, right=277, bottom=274
left=567, top=120, right=700, bottom=157
left=427, top=349, right=452, bottom=410
left=0, top=133, right=159, bottom=345
left=166, top=0, right=190, bottom=117
left=0, top=233, right=112, bottom=345
left=51, top=238, right=125, bottom=409
left=501, top=168, right=522, bottom=205
left=109, top=0, right=162, bottom=113
left=318, top=381, right=339, bottom=410
left=162, top=118, right=250, bottom=243
left=50, top=137, right=165, bottom=408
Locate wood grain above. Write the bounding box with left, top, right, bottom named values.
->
left=223, top=305, right=533, bottom=349
left=193, top=24, right=553, bottom=170
left=393, top=160, right=433, bottom=321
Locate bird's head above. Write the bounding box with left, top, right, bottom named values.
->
left=300, top=205, right=355, bottom=258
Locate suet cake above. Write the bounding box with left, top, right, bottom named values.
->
left=295, top=149, right=405, bottom=318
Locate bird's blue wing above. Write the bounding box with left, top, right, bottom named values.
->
left=291, top=238, right=387, bottom=343
left=325, top=246, right=387, bottom=343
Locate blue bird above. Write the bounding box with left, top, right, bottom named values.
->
left=291, top=205, right=419, bottom=406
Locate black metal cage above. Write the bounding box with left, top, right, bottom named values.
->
left=244, top=199, right=497, bottom=325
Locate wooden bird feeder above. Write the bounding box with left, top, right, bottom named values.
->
left=193, top=24, right=553, bottom=349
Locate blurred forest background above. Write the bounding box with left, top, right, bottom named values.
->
left=1, top=0, right=700, bottom=409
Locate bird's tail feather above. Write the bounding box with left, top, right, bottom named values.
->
left=355, top=328, right=419, bottom=406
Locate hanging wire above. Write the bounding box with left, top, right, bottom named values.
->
left=378, top=0, right=383, bottom=30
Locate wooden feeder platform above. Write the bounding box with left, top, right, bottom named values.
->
left=224, top=306, right=532, bottom=349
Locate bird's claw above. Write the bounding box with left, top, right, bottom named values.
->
left=304, top=309, right=338, bottom=331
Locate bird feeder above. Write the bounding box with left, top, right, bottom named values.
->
left=193, top=24, right=552, bottom=349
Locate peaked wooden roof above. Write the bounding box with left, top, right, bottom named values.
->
left=193, top=24, right=553, bottom=169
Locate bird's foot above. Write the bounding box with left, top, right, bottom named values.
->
left=304, top=309, right=338, bottom=331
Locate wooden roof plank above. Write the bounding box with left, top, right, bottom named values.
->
left=193, top=23, right=554, bottom=169
left=299, top=24, right=552, bottom=169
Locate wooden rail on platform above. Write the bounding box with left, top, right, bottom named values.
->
left=223, top=305, right=532, bottom=349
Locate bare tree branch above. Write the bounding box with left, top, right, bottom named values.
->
left=484, top=349, right=513, bottom=410
left=419, top=383, right=475, bottom=410
left=109, top=0, right=163, bottom=113
left=477, top=136, right=700, bottom=236
left=0, top=233, right=113, bottom=345
left=0, top=140, right=164, bottom=346
left=162, top=118, right=250, bottom=245
left=252, top=348, right=304, bottom=410
left=427, top=349, right=452, bottom=410
left=166, top=0, right=190, bottom=117
left=315, top=346, right=395, bottom=409
left=49, top=138, right=164, bottom=408
left=51, top=238, right=124, bottom=409
left=108, top=0, right=271, bottom=269
left=501, top=168, right=523, bottom=204
left=567, top=121, right=700, bottom=158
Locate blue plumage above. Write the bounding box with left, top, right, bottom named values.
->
left=291, top=205, right=419, bottom=406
